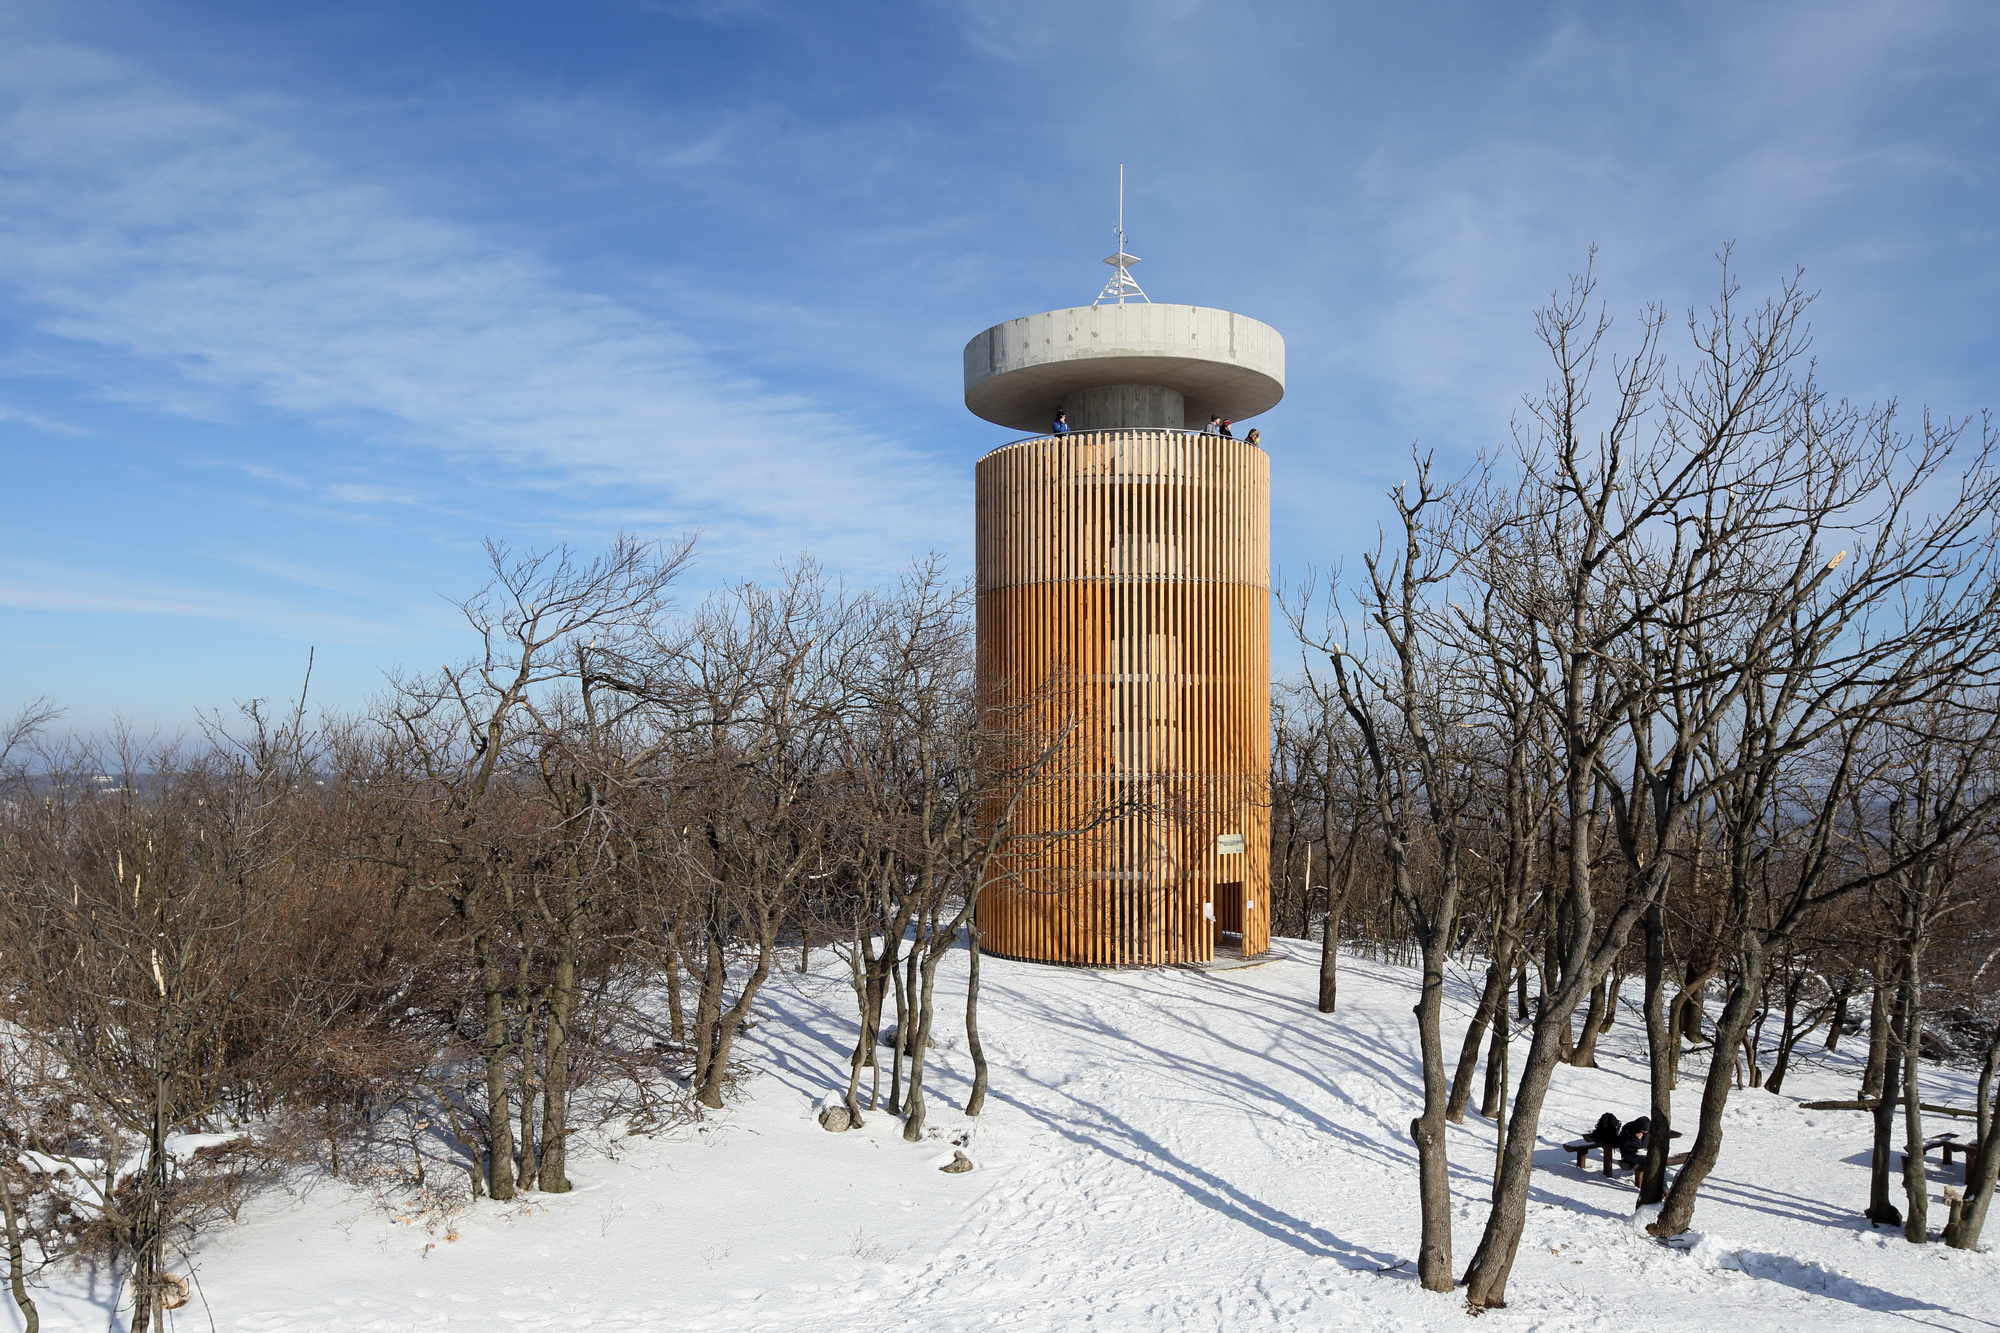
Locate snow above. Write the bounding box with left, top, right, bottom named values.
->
left=6, top=939, right=1995, bottom=1331
left=16, top=1133, right=252, bottom=1193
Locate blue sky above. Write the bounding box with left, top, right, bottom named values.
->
left=2, top=0, right=1996, bottom=730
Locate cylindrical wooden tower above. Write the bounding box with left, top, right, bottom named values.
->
left=966, top=303, right=1282, bottom=966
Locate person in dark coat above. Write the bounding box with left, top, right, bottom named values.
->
left=1219, top=419, right=1235, bottom=438
left=1051, top=411, right=1071, bottom=435
left=1617, top=1115, right=1651, bottom=1166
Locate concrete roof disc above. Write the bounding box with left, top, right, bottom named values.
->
left=963, top=303, right=1285, bottom=433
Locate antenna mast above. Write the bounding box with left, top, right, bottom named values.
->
left=1093, top=163, right=1150, bottom=306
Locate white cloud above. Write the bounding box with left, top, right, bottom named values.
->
left=0, top=561, right=411, bottom=644
left=0, top=37, right=964, bottom=577
left=0, top=398, right=84, bottom=434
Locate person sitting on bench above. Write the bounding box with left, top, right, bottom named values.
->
left=1617, top=1115, right=1650, bottom=1167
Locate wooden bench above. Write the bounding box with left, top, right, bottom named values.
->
left=1561, top=1131, right=1685, bottom=1177
left=1918, top=1133, right=1984, bottom=1171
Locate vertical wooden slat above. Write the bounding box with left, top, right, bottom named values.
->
left=977, top=428, right=1269, bottom=967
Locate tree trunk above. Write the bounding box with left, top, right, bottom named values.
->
left=1569, top=977, right=1606, bottom=1068
left=1651, top=945, right=1766, bottom=1235
left=538, top=945, right=575, bottom=1192
left=1865, top=994, right=1905, bottom=1227
left=966, top=920, right=989, bottom=1117
left=1825, top=983, right=1850, bottom=1052
left=482, top=979, right=516, bottom=1200
left=1862, top=972, right=1890, bottom=1099
left=1976, top=1036, right=1997, bottom=1152
left=1946, top=1042, right=2000, bottom=1248
left=517, top=1006, right=540, bottom=1191
left=1448, top=951, right=1511, bottom=1122
left=665, top=934, right=687, bottom=1044
left=904, top=937, right=945, bottom=1142
left=692, top=894, right=728, bottom=1097
left=1639, top=899, right=1672, bottom=1206
left=1764, top=961, right=1806, bottom=1096
left=842, top=933, right=872, bottom=1126
left=0, top=1162, right=37, bottom=1333
left=1900, top=954, right=1928, bottom=1244
left=886, top=936, right=909, bottom=1115
left=1461, top=980, right=1584, bottom=1306
left=1409, top=925, right=1456, bottom=1292
left=1317, top=898, right=1341, bottom=1014
left=695, top=916, right=777, bottom=1111
left=1479, top=980, right=1510, bottom=1119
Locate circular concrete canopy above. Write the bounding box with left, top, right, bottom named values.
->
left=964, top=303, right=1285, bottom=433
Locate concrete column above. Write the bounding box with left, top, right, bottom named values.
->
left=1062, top=383, right=1185, bottom=431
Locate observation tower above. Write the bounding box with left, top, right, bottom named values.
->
left=968, top=191, right=1281, bottom=967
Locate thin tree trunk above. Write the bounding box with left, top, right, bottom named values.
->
left=665, top=933, right=687, bottom=1044
left=1462, top=980, right=1582, bottom=1305
left=1764, top=968, right=1817, bottom=1097
left=966, top=919, right=989, bottom=1117
left=483, top=976, right=516, bottom=1201
left=2, top=1158, right=39, bottom=1333
left=1946, top=1031, right=2000, bottom=1248
left=1901, top=953, right=1928, bottom=1244
left=538, top=946, right=575, bottom=1192
left=517, top=1005, right=540, bottom=1191
left=692, top=893, right=728, bottom=1095
left=904, top=935, right=946, bottom=1142
left=1977, top=1036, right=1998, bottom=1153
left=462, top=873, right=516, bottom=1202
left=1570, top=977, right=1607, bottom=1068
left=1639, top=899, right=1672, bottom=1206
left=1825, top=983, right=1850, bottom=1052
left=1449, top=950, right=1511, bottom=1122
left=1410, top=915, right=1457, bottom=1292
left=887, top=934, right=909, bottom=1115
left=695, top=916, right=777, bottom=1111
left=1479, top=969, right=1513, bottom=1119
left=1865, top=995, right=1905, bottom=1227
left=843, top=933, right=872, bottom=1125
left=1651, top=946, right=1766, bottom=1235
left=1317, top=898, right=1341, bottom=1013
left=1862, top=971, right=1890, bottom=1099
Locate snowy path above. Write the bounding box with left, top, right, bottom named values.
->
left=11, top=940, right=1997, bottom=1331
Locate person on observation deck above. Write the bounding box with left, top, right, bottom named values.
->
left=1245, top=428, right=1262, bottom=449
left=1051, top=410, right=1070, bottom=435
left=1219, top=419, right=1235, bottom=438
left=1202, top=416, right=1222, bottom=435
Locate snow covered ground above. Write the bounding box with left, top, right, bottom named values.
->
left=10, top=938, right=1996, bottom=1332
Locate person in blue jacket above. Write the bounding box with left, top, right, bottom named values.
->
left=1051, top=411, right=1071, bottom=435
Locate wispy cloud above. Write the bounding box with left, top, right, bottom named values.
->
left=0, top=561, right=412, bottom=644
left=0, top=398, right=84, bottom=435
left=0, top=37, right=964, bottom=577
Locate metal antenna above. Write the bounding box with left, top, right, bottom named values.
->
left=1093, top=163, right=1150, bottom=306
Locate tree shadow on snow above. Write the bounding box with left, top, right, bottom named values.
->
left=992, top=980, right=1416, bottom=1177
left=983, top=1076, right=1404, bottom=1272
left=1706, top=1250, right=1976, bottom=1329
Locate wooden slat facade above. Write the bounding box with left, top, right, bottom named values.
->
left=975, top=429, right=1271, bottom=966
